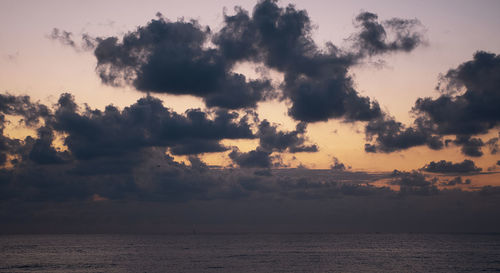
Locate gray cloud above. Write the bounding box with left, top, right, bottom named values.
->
left=0, top=93, right=50, bottom=126
left=50, top=1, right=500, bottom=161
left=257, top=120, right=317, bottom=153
left=27, top=126, right=69, bottom=165
left=92, top=14, right=274, bottom=109
left=1, top=93, right=498, bottom=233
left=70, top=0, right=423, bottom=124
left=422, top=159, right=482, bottom=174
left=364, top=115, right=441, bottom=153
left=48, top=28, right=76, bottom=47
left=51, top=93, right=255, bottom=160
left=390, top=170, right=439, bottom=195
left=0, top=93, right=51, bottom=166
left=418, top=51, right=500, bottom=136
left=486, top=137, right=499, bottom=154
left=48, top=28, right=97, bottom=52
left=441, top=176, right=471, bottom=186
left=365, top=51, right=500, bottom=157
left=453, top=135, right=484, bottom=157
left=353, top=12, right=424, bottom=56
left=330, top=157, right=350, bottom=171
left=410, top=51, right=500, bottom=156
left=214, top=1, right=392, bottom=122
left=229, top=148, right=273, bottom=168
left=229, top=119, right=318, bottom=168
left=0, top=91, right=390, bottom=203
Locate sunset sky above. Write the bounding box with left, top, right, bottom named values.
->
left=1, top=0, right=500, bottom=233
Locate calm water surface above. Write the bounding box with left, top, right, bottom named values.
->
left=1, top=233, right=499, bottom=272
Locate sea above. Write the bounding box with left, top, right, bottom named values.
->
left=1, top=233, right=499, bottom=272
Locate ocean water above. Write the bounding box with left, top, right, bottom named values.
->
left=1, top=233, right=499, bottom=272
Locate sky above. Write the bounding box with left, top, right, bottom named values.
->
left=1, top=0, right=500, bottom=233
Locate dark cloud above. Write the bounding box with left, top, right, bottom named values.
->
left=257, top=120, right=317, bottom=153
left=0, top=147, right=204, bottom=202
left=364, top=115, right=441, bottom=153
left=453, top=135, right=484, bottom=157
left=0, top=128, right=12, bottom=165
left=408, top=51, right=500, bottom=156
left=169, top=139, right=229, bottom=155
left=1, top=92, right=318, bottom=176
left=27, top=126, right=69, bottom=164
left=486, top=137, right=499, bottom=154
left=223, top=1, right=389, bottom=122
left=330, top=157, right=350, bottom=171
left=228, top=118, right=318, bottom=168
left=81, top=34, right=98, bottom=51
left=81, top=0, right=423, bottom=122
left=48, top=28, right=76, bottom=47
left=0, top=93, right=50, bottom=126
left=50, top=1, right=431, bottom=158
left=0, top=93, right=51, bottom=166
left=68, top=152, right=143, bottom=176
left=365, top=51, right=500, bottom=156
left=364, top=143, right=376, bottom=153
left=390, top=170, right=439, bottom=195
left=353, top=12, right=424, bottom=56
left=229, top=148, right=272, bottom=168
left=92, top=14, right=274, bottom=109
left=283, top=71, right=382, bottom=122
left=187, top=156, right=208, bottom=172
left=441, top=176, right=471, bottom=186
left=48, top=28, right=97, bottom=51
left=2, top=115, right=500, bottom=234
left=0, top=136, right=392, bottom=203
left=422, top=159, right=482, bottom=174
left=51, top=93, right=254, bottom=160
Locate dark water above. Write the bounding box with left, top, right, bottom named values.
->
left=1, top=233, right=500, bottom=272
